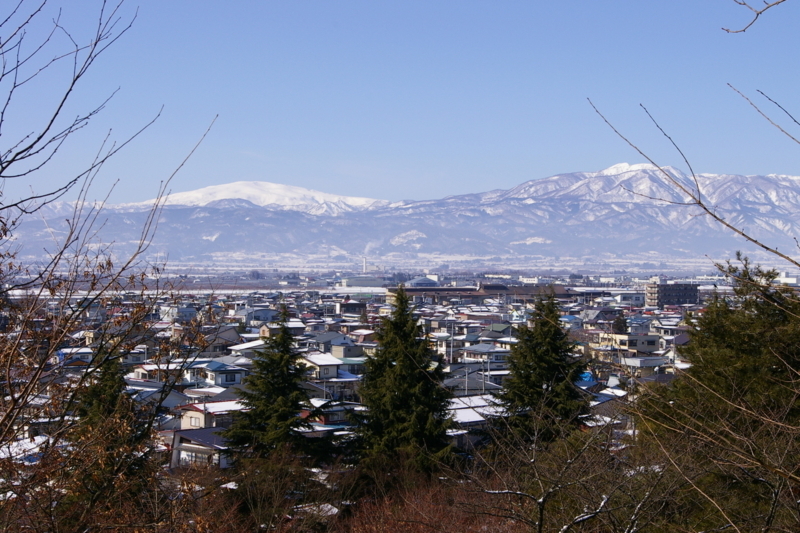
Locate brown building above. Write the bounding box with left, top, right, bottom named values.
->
left=645, top=283, right=699, bottom=308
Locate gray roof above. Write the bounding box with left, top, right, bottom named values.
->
left=174, top=427, right=228, bottom=449
left=462, top=343, right=509, bottom=354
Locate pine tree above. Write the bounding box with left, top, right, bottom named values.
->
left=611, top=313, right=628, bottom=334
left=222, top=309, right=312, bottom=458
left=357, top=286, right=452, bottom=468
left=71, top=353, right=150, bottom=453
left=497, top=295, right=587, bottom=438
left=75, top=356, right=131, bottom=423
left=634, top=260, right=800, bottom=530
left=61, top=354, right=153, bottom=528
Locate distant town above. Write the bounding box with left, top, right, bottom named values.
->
left=15, top=265, right=797, bottom=467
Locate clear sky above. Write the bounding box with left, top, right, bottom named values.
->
left=8, top=0, right=800, bottom=204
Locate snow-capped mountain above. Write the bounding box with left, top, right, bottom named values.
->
left=118, top=181, right=390, bottom=216
left=15, top=163, right=800, bottom=264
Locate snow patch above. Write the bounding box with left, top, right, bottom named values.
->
left=390, top=230, right=427, bottom=246
left=117, top=181, right=389, bottom=215
left=510, top=237, right=552, bottom=245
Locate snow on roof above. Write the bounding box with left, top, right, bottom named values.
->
left=582, top=415, right=619, bottom=428
left=0, top=436, right=49, bottom=463
left=293, top=503, right=339, bottom=518
left=196, top=361, right=247, bottom=372
left=462, top=343, right=509, bottom=354
left=185, top=386, right=226, bottom=396
left=448, top=394, right=496, bottom=410
left=309, top=398, right=333, bottom=408
left=182, top=400, right=245, bottom=414
left=137, top=363, right=186, bottom=371
left=450, top=408, right=485, bottom=424
left=229, top=339, right=266, bottom=351
left=304, top=353, right=343, bottom=366
left=480, top=370, right=510, bottom=376
left=59, top=347, right=93, bottom=354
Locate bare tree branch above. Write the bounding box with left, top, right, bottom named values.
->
left=723, top=0, right=789, bottom=33
left=588, top=98, right=800, bottom=271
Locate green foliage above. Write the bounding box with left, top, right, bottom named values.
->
left=75, top=356, right=129, bottom=423
left=71, top=353, right=150, bottom=451
left=356, top=286, right=452, bottom=470
left=611, top=313, right=628, bottom=334
left=232, top=449, right=322, bottom=531
left=222, top=310, right=313, bottom=459
left=497, top=296, right=587, bottom=438
left=640, top=260, right=800, bottom=435
left=635, top=258, right=800, bottom=530
left=59, top=354, right=154, bottom=528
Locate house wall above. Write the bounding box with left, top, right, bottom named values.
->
left=180, top=410, right=212, bottom=430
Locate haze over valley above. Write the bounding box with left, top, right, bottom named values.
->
left=21, top=163, right=800, bottom=273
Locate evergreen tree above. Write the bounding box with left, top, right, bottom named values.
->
left=611, top=313, right=628, bottom=334
left=634, top=260, right=800, bottom=530
left=61, top=354, right=153, bottom=528
left=357, top=286, right=452, bottom=468
left=639, top=260, right=800, bottom=438
left=74, top=355, right=128, bottom=420
left=71, top=353, right=150, bottom=453
left=222, top=309, right=312, bottom=458
left=497, top=295, right=587, bottom=437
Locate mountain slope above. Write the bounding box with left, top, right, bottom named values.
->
left=118, top=181, right=390, bottom=215
left=16, top=163, right=800, bottom=264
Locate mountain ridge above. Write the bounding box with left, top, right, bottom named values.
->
left=17, top=163, right=800, bottom=265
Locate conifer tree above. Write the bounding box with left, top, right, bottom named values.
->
left=633, top=260, right=800, bottom=530
left=71, top=353, right=151, bottom=454
left=611, top=313, right=628, bottom=334
left=75, top=356, right=133, bottom=424
left=357, top=286, right=452, bottom=468
left=222, top=309, right=312, bottom=458
left=61, top=354, right=153, bottom=528
left=497, top=295, right=587, bottom=437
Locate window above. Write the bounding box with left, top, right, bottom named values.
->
left=628, top=339, right=638, bottom=347
left=189, top=416, right=201, bottom=427
left=647, top=340, right=656, bottom=346
left=225, top=373, right=236, bottom=383
left=323, top=367, right=330, bottom=376
left=179, top=451, right=216, bottom=466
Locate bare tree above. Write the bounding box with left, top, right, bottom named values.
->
left=724, top=0, right=790, bottom=33
left=583, top=7, right=800, bottom=529
left=449, top=407, right=688, bottom=533
left=0, top=2, right=219, bottom=530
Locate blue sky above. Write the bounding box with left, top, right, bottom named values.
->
left=9, top=0, right=800, bottom=204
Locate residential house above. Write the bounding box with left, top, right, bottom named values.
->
left=169, top=428, right=232, bottom=469
left=175, top=400, right=245, bottom=430
left=459, top=343, right=510, bottom=367
left=228, top=339, right=266, bottom=358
